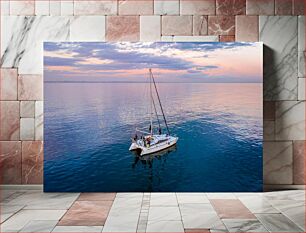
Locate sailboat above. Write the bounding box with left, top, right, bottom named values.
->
left=129, top=69, right=178, bottom=156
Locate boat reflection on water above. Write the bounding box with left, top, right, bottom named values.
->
left=132, top=144, right=177, bottom=168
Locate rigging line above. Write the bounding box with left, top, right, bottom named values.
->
left=152, top=91, right=161, bottom=130
left=150, top=69, right=171, bottom=135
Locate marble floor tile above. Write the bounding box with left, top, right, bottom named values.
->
left=210, top=199, right=256, bottom=219
left=206, top=193, right=236, bottom=199
left=176, top=193, right=210, bottom=204
left=256, top=213, right=303, bottom=232
left=238, top=196, right=279, bottom=213
left=180, top=204, right=221, bottom=229
left=102, top=205, right=141, bottom=232
left=52, top=226, right=103, bottom=232
left=148, top=206, right=181, bottom=221
left=115, top=192, right=143, bottom=198
left=268, top=200, right=305, bottom=230
left=78, top=193, right=116, bottom=201
left=7, top=191, right=79, bottom=210
left=146, top=220, right=184, bottom=233
left=0, top=190, right=18, bottom=201
left=0, top=209, right=66, bottom=232
left=222, top=219, right=268, bottom=232
left=179, top=203, right=215, bottom=213
left=150, top=193, right=178, bottom=206
left=183, top=212, right=222, bottom=229
left=1, top=191, right=26, bottom=203
left=263, top=190, right=305, bottom=201
left=1, top=204, right=25, bottom=223
left=20, top=220, right=58, bottom=232
left=184, top=229, right=210, bottom=233
left=58, top=201, right=113, bottom=226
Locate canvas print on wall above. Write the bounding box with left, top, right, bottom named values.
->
left=44, top=42, right=263, bottom=192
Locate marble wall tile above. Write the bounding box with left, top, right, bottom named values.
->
left=208, top=16, right=235, bottom=36
left=154, top=0, right=179, bottom=15
left=1, top=0, right=10, bottom=15
left=10, top=1, right=35, bottom=15
left=162, top=16, right=192, bottom=36
left=35, top=1, right=50, bottom=15
left=193, top=16, right=208, bottom=36
left=20, top=118, right=35, bottom=140
left=219, top=35, right=235, bottom=42
left=70, top=16, right=106, bottom=41
left=74, top=1, right=117, bottom=15
left=263, top=101, right=275, bottom=120
left=263, top=141, right=293, bottom=184
left=180, top=0, right=215, bottom=15
left=162, top=36, right=221, bottom=42
left=0, top=141, right=22, bottom=184
left=275, top=0, right=293, bottom=15
left=106, top=16, right=139, bottom=41
left=0, top=68, right=17, bottom=100
left=50, top=1, right=61, bottom=16
left=22, top=141, right=43, bottom=184
left=293, top=0, right=305, bottom=15
left=173, top=36, right=219, bottom=42
left=298, top=78, right=305, bottom=100
left=61, top=1, right=74, bottom=16
left=119, top=0, right=153, bottom=15
left=293, top=140, right=305, bottom=184
left=20, top=101, right=35, bottom=118
left=1, top=16, right=70, bottom=74
left=235, top=15, right=258, bottom=42
left=298, top=16, right=305, bottom=78
left=246, top=0, right=274, bottom=15
left=0, top=101, right=20, bottom=140
left=140, top=16, right=161, bottom=41
left=216, top=0, right=246, bottom=15
left=260, top=16, right=298, bottom=100
left=263, top=120, right=275, bottom=141
left=35, top=101, right=43, bottom=140
left=18, top=75, right=43, bottom=100
left=275, top=101, right=305, bottom=140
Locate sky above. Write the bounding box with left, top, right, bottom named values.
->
left=44, top=42, right=263, bottom=83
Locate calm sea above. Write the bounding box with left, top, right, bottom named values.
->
left=44, top=82, right=263, bottom=192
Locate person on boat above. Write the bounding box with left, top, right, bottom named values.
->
left=146, top=137, right=151, bottom=148
left=158, top=128, right=162, bottom=135
left=134, top=133, right=138, bottom=141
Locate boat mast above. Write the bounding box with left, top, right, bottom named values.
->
left=150, top=69, right=171, bottom=135
left=149, top=69, right=153, bottom=135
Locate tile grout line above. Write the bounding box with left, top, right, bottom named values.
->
left=137, top=193, right=150, bottom=232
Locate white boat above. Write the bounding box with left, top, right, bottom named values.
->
left=129, top=69, right=178, bottom=156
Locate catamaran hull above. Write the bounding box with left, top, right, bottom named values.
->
left=130, top=136, right=178, bottom=156
left=129, top=143, right=139, bottom=151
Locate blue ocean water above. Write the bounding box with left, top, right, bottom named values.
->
left=44, top=82, right=263, bottom=192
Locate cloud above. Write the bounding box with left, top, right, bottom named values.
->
left=196, top=65, right=219, bottom=70
left=44, top=42, right=262, bottom=83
